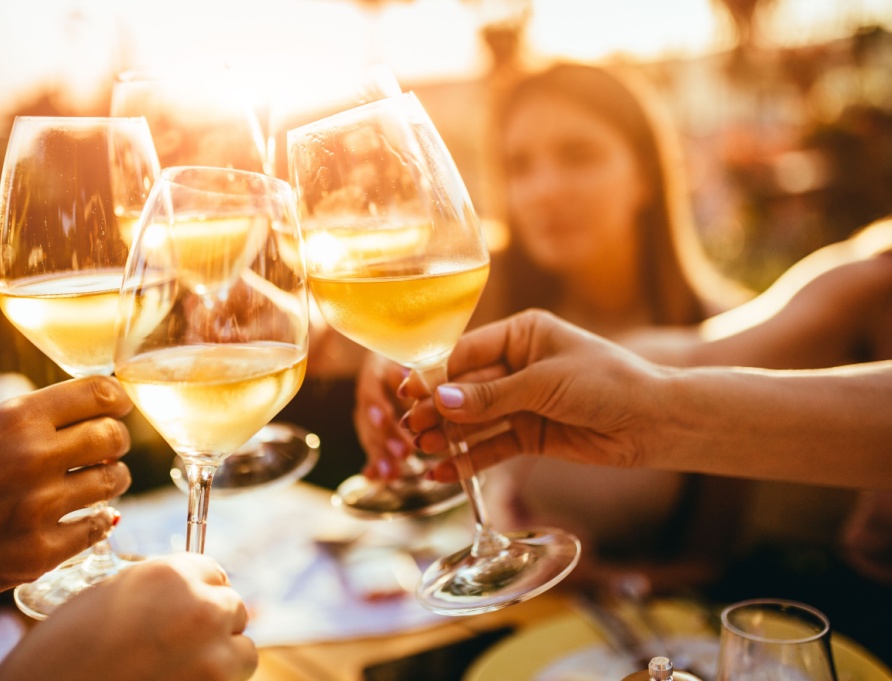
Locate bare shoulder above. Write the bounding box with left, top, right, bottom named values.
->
left=768, top=218, right=892, bottom=298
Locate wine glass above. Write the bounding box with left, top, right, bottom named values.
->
left=716, top=599, right=839, bottom=681
left=276, top=65, right=466, bottom=520
left=114, top=166, right=310, bottom=554
left=282, top=72, right=469, bottom=521
left=0, top=116, right=159, bottom=619
left=287, top=92, right=581, bottom=614
left=111, top=65, right=316, bottom=493
left=267, top=63, right=402, bottom=179
left=111, top=65, right=267, bottom=173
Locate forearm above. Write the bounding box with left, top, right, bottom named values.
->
left=642, top=361, right=892, bottom=489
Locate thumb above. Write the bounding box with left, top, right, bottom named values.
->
left=434, top=372, right=531, bottom=424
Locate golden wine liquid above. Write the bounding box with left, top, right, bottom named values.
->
left=0, top=270, right=122, bottom=376
left=116, top=212, right=142, bottom=248
left=116, top=342, right=306, bottom=461
left=309, top=262, right=489, bottom=369
left=141, top=215, right=266, bottom=295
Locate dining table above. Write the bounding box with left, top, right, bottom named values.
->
left=3, top=479, right=891, bottom=681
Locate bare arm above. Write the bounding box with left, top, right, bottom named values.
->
left=651, top=361, right=892, bottom=488
left=401, top=310, right=892, bottom=490
left=622, top=221, right=892, bottom=369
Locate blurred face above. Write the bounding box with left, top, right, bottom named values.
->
left=502, top=94, right=650, bottom=274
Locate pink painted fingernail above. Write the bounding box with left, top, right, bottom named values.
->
left=437, top=385, right=464, bottom=409
left=368, top=405, right=384, bottom=427
left=377, top=459, right=392, bottom=479
left=386, top=438, right=407, bottom=459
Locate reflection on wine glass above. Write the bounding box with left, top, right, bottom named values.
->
left=114, top=166, right=310, bottom=554
left=0, top=116, right=160, bottom=619
left=716, top=599, right=839, bottom=681
left=288, top=92, right=580, bottom=614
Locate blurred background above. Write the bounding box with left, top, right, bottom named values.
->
left=2, top=1, right=891, bottom=656
left=1, top=0, right=891, bottom=563
left=2, top=0, right=891, bottom=291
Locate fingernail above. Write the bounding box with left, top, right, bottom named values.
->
left=396, top=377, right=409, bottom=399
left=386, top=438, right=407, bottom=459
left=425, top=464, right=456, bottom=484
left=377, top=459, right=392, bottom=479
left=368, top=405, right=384, bottom=428
left=111, top=510, right=121, bottom=527
left=398, top=412, right=412, bottom=431
left=437, top=385, right=464, bottom=409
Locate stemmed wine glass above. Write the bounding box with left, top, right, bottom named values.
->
left=716, top=599, right=839, bottom=681
left=111, top=65, right=316, bottom=493
left=0, top=116, right=159, bottom=618
left=267, top=63, right=402, bottom=179
left=284, top=73, right=468, bottom=520
left=114, top=166, right=310, bottom=554
left=276, top=65, right=468, bottom=520
left=111, top=65, right=267, bottom=173
left=288, top=92, right=581, bottom=614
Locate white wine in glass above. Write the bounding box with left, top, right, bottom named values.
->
left=111, top=65, right=317, bottom=492
left=288, top=92, right=581, bottom=614
left=0, top=116, right=160, bottom=619
left=114, top=166, right=310, bottom=554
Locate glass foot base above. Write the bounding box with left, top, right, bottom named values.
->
left=416, top=527, right=581, bottom=616
left=170, top=423, right=320, bottom=495
left=14, top=551, right=143, bottom=620
left=333, top=473, right=466, bottom=520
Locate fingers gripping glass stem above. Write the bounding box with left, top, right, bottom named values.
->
left=417, top=364, right=511, bottom=558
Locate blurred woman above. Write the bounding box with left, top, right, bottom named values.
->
left=357, top=61, right=752, bottom=593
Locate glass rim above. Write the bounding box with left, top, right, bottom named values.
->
left=12, top=115, right=150, bottom=127
left=158, top=165, right=293, bottom=196
left=285, top=90, right=418, bottom=146
left=720, top=598, right=831, bottom=645
left=113, top=64, right=242, bottom=84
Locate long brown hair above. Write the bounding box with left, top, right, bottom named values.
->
left=485, top=61, right=745, bottom=327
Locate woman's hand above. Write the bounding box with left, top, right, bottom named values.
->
left=0, top=376, right=133, bottom=591
left=399, top=309, right=661, bottom=481
left=353, top=352, right=413, bottom=481
left=0, top=553, right=258, bottom=681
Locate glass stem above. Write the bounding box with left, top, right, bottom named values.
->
left=185, top=463, right=217, bottom=553
left=79, top=503, right=118, bottom=574
left=418, top=363, right=511, bottom=559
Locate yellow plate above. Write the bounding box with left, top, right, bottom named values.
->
left=464, top=600, right=892, bottom=681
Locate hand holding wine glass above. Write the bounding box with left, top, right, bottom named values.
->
left=288, top=92, right=580, bottom=614
left=114, top=166, right=310, bottom=554
left=0, top=116, right=159, bottom=619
